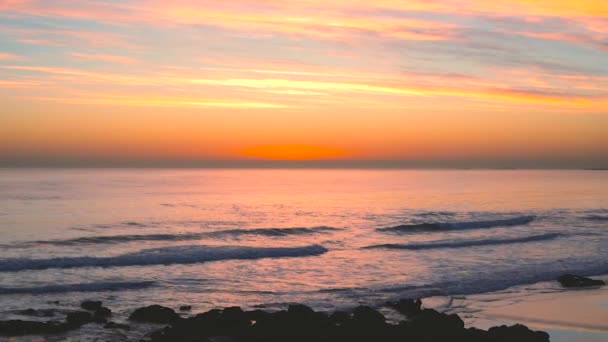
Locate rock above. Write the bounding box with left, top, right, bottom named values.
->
left=179, top=305, right=192, bottom=311
left=81, top=300, right=103, bottom=311
left=66, top=311, right=93, bottom=326
left=329, top=311, right=350, bottom=324
left=129, top=305, right=180, bottom=324
left=488, top=324, right=550, bottom=341
left=0, top=320, right=69, bottom=336
left=558, top=274, right=605, bottom=288
left=104, top=321, right=130, bottom=330
left=18, top=308, right=57, bottom=317
left=352, top=306, right=385, bottom=325
left=245, top=309, right=271, bottom=322
left=287, top=304, right=317, bottom=319
left=138, top=300, right=551, bottom=342
left=387, top=298, right=422, bottom=316
left=409, top=308, right=464, bottom=330
left=94, top=307, right=112, bottom=318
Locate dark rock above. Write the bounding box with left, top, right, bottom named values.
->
left=104, top=321, right=131, bottom=330
left=66, top=311, right=93, bottom=326
left=179, top=305, right=192, bottom=311
left=139, top=299, right=550, bottom=342
left=129, top=305, right=180, bottom=324
left=558, top=274, right=605, bottom=288
left=20, top=309, right=36, bottom=316
left=352, top=306, right=385, bottom=324
left=387, top=298, right=422, bottom=316
left=329, top=311, right=350, bottom=324
left=488, top=324, right=550, bottom=341
left=408, top=308, right=465, bottom=330
left=94, top=307, right=112, bottom=318
left=0, top=320, right=70, bottom=336
left=245, top=309, right=271, bottom=322
left=18, top=308, right=57, bottom=318
left=81, top=300, right=103, bottom=311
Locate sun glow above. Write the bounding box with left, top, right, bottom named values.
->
left=241, top=145, right=346, bottom=160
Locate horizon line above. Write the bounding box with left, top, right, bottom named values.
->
left=1, top=159, right=606, bottom=170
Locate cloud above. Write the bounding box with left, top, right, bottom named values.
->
left=69, top=52, right=139, bottom=64
left=0, top=53, right=23, bottom=60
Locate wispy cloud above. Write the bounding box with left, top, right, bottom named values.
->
left=69, top=52, right=139, bottom=64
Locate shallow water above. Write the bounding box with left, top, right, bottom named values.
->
left=0, top=169, right=607, bottom=338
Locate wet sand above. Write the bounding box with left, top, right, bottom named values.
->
left=427, top=275, right=608, bottom=342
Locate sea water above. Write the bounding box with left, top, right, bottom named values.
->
left=0, top=169, right=607, bottom=339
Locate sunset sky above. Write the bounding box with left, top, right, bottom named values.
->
left=1, top=0, right=607, bottom=167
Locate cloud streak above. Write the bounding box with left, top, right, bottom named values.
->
left=0, top=0, right=607, bottom=166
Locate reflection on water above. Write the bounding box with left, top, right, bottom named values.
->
left=0, top=169, right=607, bottom=326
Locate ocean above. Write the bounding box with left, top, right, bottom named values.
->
left=0, top=168, right=607, bottom=339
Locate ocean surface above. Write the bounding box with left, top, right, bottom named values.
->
left=0, top=168, right=607, bottom=338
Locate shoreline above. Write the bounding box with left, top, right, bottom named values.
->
left=0, top=275, right=605, bottom=341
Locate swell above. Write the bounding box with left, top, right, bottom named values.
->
left=585, top=215, right=608, bottom=221
left=0, top=280, right=156, bottom=295
left=377, top=215, right=535, bottom=233
left=365, top=233, right=564, bottom=251
left=0, top=244, right=328, bottom=272
left=18, top=226, right=339, bottom=247
left=207, top=226, right=339, bottom=237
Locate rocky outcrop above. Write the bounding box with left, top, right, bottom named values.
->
left=558, top=274, right=605, bottom=288
left=129, top=305, right=180, bottom=324
left=144, top=303, right=549, bottom=342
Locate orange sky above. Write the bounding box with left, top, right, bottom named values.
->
left=0, top=1, right=607, bottom=167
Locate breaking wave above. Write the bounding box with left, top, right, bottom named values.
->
left=365, top=232, right=563, bottom=251
left=0, top=244, right=328, bottom=272
left=23, top=227, right=339, bottom=246
left=377, top=215, right=535, bottom=233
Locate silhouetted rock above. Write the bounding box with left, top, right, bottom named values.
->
left=2, top=297, right=551, bottom=341
left=488, top=324, right=550, bottom=341
left=245, top=309, right=271, bottom=322
left=386, top=298, right=422, bottom=316
left=329, top=311, right=349, bottom=324
left=104, top=321, right=130, bottom=330
left=179, top=305, right=192, bottom=311
left=18, top=308, right=57, bottom=317
left=129, top=305, right=180, bottom=324
left=94, top=307, right=112, bottom=318
left=558, top=274, right=605, bottom=288
left=66, top=311, right=93, bottom=326
left=0, top=320, right=70, bottom=336
left=143, top=302, right=552, bottom=342
left=352, top=306, right=385, bottom=325
left=81, top=300, right=103, bottom=311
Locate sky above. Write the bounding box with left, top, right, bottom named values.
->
left=0, top=0, right=607, bottom=168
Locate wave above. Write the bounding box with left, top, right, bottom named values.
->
left=377, top=215, right=535, bottom=233
left=0, top=281, right=155, bottom=295
left=23, top=227, right=338, bottom=247
left=365, top=232, right=563, bottom=251
left=0, top=244, right=328, bottom=272
left=585, top=215, right=608, bottom=221
left=208, top=226, right=339, bottom=237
